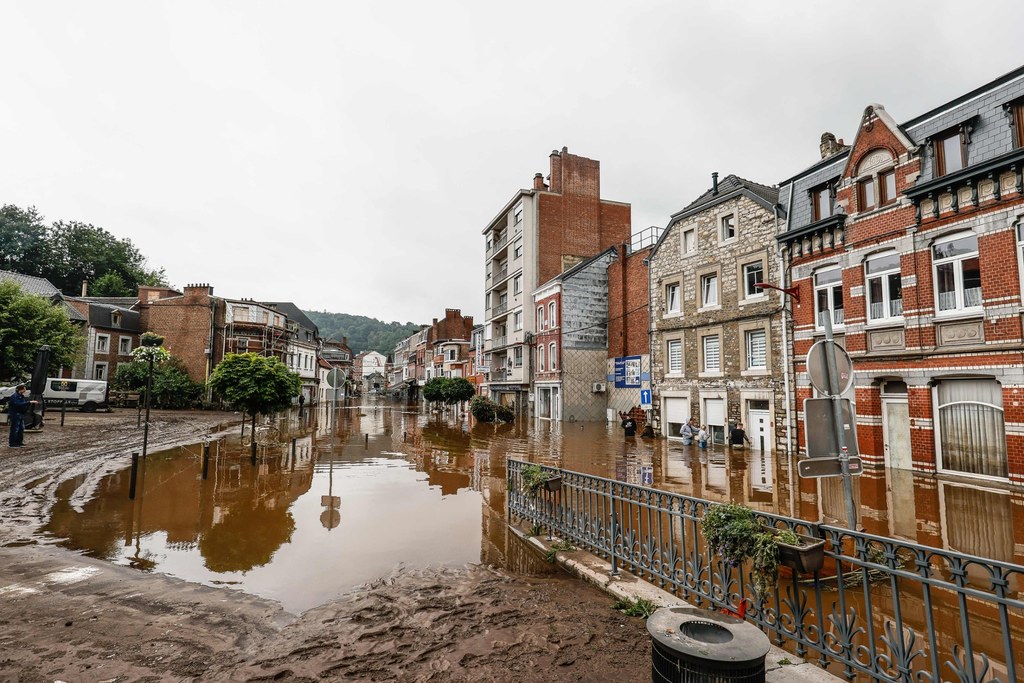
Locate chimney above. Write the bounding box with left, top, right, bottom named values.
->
left=81, top=280, right=88, bottom=297
left=711, top=172, right=719, bottom=195
left=533, top=172, right=546, bottom=190
left=342, top=336, right=347, bottom=347
left=820, top=132, right=844, bottom=159
left=549, top=148, right=563, bottom=194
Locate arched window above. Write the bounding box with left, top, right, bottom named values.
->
left=537, top=345, right=545, bottom=372
left=549, top=301, right=557, bottom=328
left=549, top=342, right=557, bottom=371
left=936, top=378, right=1007, bottom=479
left=537, top=306, right=546, bottom=330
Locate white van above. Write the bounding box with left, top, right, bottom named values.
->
left=1, top=378, right=110, bottom=412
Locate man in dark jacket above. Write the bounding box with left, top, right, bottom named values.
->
left=620, top=412, right=637, bottom=437
left=8, top=385, right=35, bottom=448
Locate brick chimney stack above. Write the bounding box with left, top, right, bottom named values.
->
left=533, top=172, right=547, bottom=190
left=549, top=148, right=564, bottom=194
left=820, top=132, right=847, bottom=159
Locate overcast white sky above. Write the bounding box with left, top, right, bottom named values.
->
left=3, top=2, right=1023, bottom=324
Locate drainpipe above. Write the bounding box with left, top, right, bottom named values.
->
left=646, top=252, right=655, bottom=431
left=777, top=184, right=795, bottom=460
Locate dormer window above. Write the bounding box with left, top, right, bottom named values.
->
left=111, top=312, right=122, bottom=327
left=934, top=129, right=966, bottom=176
left=811, top=184, right=834, bottom=221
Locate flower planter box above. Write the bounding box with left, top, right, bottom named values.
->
left=543, top=476, right=563, bottom=492
left=774, top=531, right=826, bottom=574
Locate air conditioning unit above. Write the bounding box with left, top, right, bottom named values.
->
left=592, top=382, right=606, bottom=393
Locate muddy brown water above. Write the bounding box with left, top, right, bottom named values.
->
left=33, top=399, right=1024, bottom=678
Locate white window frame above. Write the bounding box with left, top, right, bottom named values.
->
left=93, top=362, right=108, bottom=380
left=700, top=273, right=719, bottom=309
left=682, top=228, right=697, bottom=255
left=513, top=201, right=523, bottom=227
left=814, top=267, right=845, bottom=329
left=513, top=274, right=522, bottom=295
left=865, top=252, right=904, bottom=323
left=932, top=232, right=982, bottom=315
left=513, top=310, right=523, bottom=331
left=514, top=346, right=523, bottom=367
left=549, top=342, right=557, bottom=371
left=513, top=239, right=523, bottom=260
left=720, top=214, right=736, bottom=242
left=118, top=336, right=132, bottom=355
left=702, top=334, right=720, bottom=373
left=95, top=334, right=110, bottom=353
left=741, top=261, right=765, bottom=300
left=549, top=301, right=557, bottom=328
left=745, top=329, right=767, bottom=370
left=666, top=339, right=683, bottom=375
left=537, top=345, right=545, bottom=372
left=537, top=306, right=546, bottom=330
left=665, top=283, right=681, bottom=315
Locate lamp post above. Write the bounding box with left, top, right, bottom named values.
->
left=755, top=281, right=858, bottom=530
left=139, top=333, right=164, bottom=459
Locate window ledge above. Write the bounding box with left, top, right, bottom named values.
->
left=933, top=309, right=984, bottom=322
left=738, top=296, right=768, bottom=307
left=664, top=372, right=685, bottom=379
left=663, top=311, right=683, bottom=319
left=864, top=318, right=906, bottom=330
left=741, top=369, right=770, bottom=377
left=699, top=304, right=722, bottom=313
left=698, top=371, right=724, bottom=378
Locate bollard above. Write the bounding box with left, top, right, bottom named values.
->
left=403, top=431, right=407, bottom=442
left=365, top=433, right=369, bottom=446
left=202, top=443, right=210, bottom=480
left=60, top=402, right=66, bottom=427
left=129, top=452, right=140, bottom=500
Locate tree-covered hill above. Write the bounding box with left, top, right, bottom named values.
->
left=304, top=311, right=423, bottom=357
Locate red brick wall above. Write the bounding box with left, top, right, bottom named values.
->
left=607, top=245, right=650, bottom=359
left=535, top=292, right=561, bottom=380
left=537, top=149, right=632, bottom=284
left=143, top=285, right=224, bottom=384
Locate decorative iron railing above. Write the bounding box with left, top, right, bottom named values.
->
left=507, top=460, right=1024, bottom=683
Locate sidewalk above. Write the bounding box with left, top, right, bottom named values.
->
left=512, top=526, right=843, bottom=683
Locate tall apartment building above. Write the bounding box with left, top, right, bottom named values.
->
left=481, top=147, right=631, bottom=412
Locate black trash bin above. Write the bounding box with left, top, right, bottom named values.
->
left=647, top=607, right=770, bottom=682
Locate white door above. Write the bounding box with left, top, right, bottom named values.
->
left=882, top=399, right=912, bottom=470
left=552, top=388, right=561, bottom=421
left=748, top=409, right=771, bottom=452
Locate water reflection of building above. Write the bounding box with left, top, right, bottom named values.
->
left=44, top=438, right=316, bottom=573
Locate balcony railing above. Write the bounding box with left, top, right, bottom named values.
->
left=508, top=461, right=1024, bottom=683
left=491, top=267, right=508, bottom=283
left=489, top=367, right=507, bottom=381
left=492, top=302, right=508, bottom=317
left=490, top=234, right=508, bottom=254
left=491, top=335, right=507, bottom=349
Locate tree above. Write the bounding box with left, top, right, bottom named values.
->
left=113, top=351, right=203, bottom=409
left=42, top=220, right=166, bottom=297
left=207, top=353, right=301, bottom=459
left=0, top=205, right=47, bottom=273
left=0, top=281, right=83, bottom=382
left=422, top=377, right=447, bottom=407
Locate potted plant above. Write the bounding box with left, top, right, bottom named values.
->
left=520, top=464, right=562, bottom=495
left=700, top=503, right=825, bottom=595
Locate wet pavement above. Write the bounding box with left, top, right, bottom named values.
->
left=33, top=399, right=1024, bottom=615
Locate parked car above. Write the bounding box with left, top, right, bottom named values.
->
left=0, top=378, right=110, bottom=413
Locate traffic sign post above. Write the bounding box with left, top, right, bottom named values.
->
left=807, top=312, right=860, bottom=530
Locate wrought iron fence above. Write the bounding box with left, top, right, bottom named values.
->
left=507, top=460, right=1024, bottom=682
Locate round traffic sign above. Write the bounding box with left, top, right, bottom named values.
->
left=326, top=368, right=346, bottom=389
left=806, top=340, right=853, bottom=396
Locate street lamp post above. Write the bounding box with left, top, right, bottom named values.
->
left=140, top=333, right=164, bottom=459
left=755, top=281, right=858, bottom=530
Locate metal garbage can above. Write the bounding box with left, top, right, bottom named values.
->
left=647, top=607, right=770, bottom=683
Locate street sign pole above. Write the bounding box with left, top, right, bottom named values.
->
left=821, top=310, right=858, bottom=530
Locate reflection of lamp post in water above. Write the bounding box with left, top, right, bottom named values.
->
left=139, top=333, right=165, bottom=459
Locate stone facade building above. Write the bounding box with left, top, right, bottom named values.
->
left=481, top=147, right=631, bottom=413
left=66, top=299, right=141, bottom=382
left=649, top=174, right=787, bottom=452
left=778, top=65, right=1024, bottom=487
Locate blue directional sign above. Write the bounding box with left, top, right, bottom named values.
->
left=640, top=389, right=652, bottom=407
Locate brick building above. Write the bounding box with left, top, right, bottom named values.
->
left=778, top=65, right=1024, bottom=486
left=66, top=299, right=142, bottom=381
left=650, top=174, right=786, bottom=450
left=606, top=235, right=656, bottom=421
left=426, top=309, right=474, bottom=380
left=139, top=284, right=289, bottom=387
left=481, top=147, right=631, bottom=413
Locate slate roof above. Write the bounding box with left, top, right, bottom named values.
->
left=0, top=269, right=61, bottom=297
left=80, top=301, right=141, bottom=333
left=0, top=269, right=87, bottom=322
left=262, top=301, right=319, bottom=335
left=77, top=296, right=139, bottom=308
left=674, top=174, right=780, bottom=218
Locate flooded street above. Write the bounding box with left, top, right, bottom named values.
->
left=32, top=399, right=1024, bottom=613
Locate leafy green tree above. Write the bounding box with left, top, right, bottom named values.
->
left=442, top=377, right=475, bottom=406
left=113, top=353, right=203, bottom=409
left=0, top=281, right=83, bottom=382
left=422, top=377, right=447, bottom=406
left=43, top=220, right=166, bottom=296
left=0, top=205, right=47, bottom=273
left=207, top=353, right=300, bottom=458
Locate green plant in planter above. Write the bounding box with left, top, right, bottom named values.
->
left=520, top=464, right=559, bottom=496
left=700, top=503, right=807, bottom=596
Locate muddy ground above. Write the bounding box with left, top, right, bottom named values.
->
left=0, top=411, right=650, bottom=682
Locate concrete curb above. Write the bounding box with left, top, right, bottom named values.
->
left=511, top=526, right=843, bottom=682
